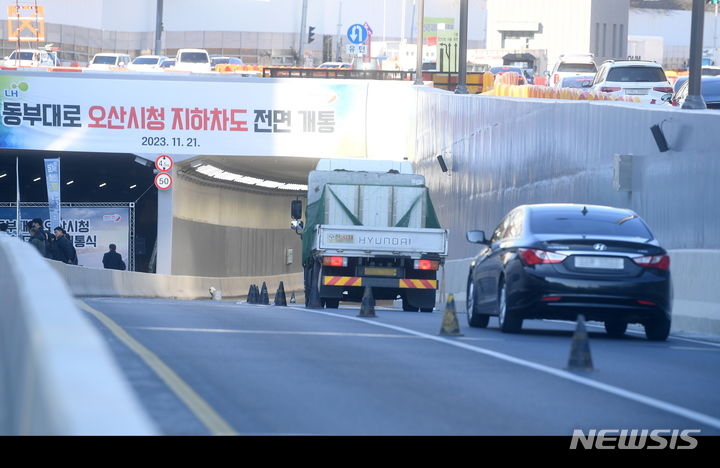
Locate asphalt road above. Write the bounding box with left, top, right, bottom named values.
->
left=79, top=297, right=720, bottom=436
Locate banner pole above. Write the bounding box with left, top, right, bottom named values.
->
left=16, top=157, right=20, bottom=238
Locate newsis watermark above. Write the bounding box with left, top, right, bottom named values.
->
left=570, top=429, right=701, bottom=450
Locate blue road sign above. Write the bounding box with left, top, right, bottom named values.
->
left=347, top=24, right=368, bottom=44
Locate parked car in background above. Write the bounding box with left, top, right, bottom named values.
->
left=489, top=65, right=527, bottom=84
left=318, top=62, right=352, bottom=69
left=702, top=66, right=720, bottom=77
left=88, top=53, right=131, bottom=70
left=127, top=55, right=168, bottom=71
left=3, top=49, right=57, bottom=67
left=590, top=60, right=673, bottom=104
left=174, top=48, right=211, bottom=72
left=561, top=75, right=594, bottom=88
left=159, top=59, right=175, bottom=69
left=673, top=75, right=688, bottom=93
left=210, top=56, right=244, bottom=68
left=666, top=76, right=720, bottom=109
left=465, top=203, right=672, bottom=341
left=548, top=54, right=597, bottom=87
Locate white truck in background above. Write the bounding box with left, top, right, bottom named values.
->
left=291, top=159, right=449, bottom=311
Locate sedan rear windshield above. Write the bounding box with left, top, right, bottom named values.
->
left=93, top=56, right=118, bottom=65
left=179, top=52, right=209, bottom=63
left=133, top=57, right=159, bottom=65
left=558, top=63, right=597, bottom=73
left=607, top=66, right=667, bottom=82
left=529, top=209, right=653, bottom=239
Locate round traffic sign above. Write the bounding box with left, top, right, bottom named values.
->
left=155, top=154, right=173, bottom=172
left=347, top=24, right=368, bottom=44
left=155, top=172, right=173, bottom=190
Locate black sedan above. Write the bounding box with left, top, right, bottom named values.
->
left=465, top=204, right=672, bottom=341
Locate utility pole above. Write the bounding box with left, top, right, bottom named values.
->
left=154, top=0, right=163, bottom=56
left=414, top=0, right=425, bottom=85
left=298, top=0, right=308, bottom=66
left=683, top=0, right=707, bottom=109
left=455, top=0, right=469, bottom=94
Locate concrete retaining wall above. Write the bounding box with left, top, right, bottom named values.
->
left=47, top=258, right=304, bottom=300
left=0, top=236, right=157, bottom=435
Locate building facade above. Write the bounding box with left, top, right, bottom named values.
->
left=486, top=0, right=629, bottom=72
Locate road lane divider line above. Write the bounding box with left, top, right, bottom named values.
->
left=131, top=326, right=421, bottom=339
left=289, top=306, right=720, bottom=431
left=76, top=300, right=238, bottom=436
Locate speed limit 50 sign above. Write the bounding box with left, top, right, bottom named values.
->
left=155, top=172, right=173, bottom=190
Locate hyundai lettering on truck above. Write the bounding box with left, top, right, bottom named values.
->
left=290, top=159, right=449, bottom=311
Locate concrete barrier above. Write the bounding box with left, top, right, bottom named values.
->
left=46, top=259, right=304, bottom=301
left=437, top=249, right=720, bottom=337
left=0, top=235, right=157, bottom=435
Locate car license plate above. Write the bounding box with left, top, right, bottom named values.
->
left=625, top=88, right=649, bottom=95
left=574, top=256, right=624, bottom=269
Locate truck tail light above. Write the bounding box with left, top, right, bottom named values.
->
left=633, top=255, right=670, bottom=271
left=414, top=259, right=439, bottom=270
left=323, top=256, right=347, bottom=267
left=518, top=249, right=567, bottom=266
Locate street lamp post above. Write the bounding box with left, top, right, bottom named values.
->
left=414, top=0, right=425, bottom=85
left=683, top=0, right=707, bottom=109
left=455, top=0, right=469, bottom=94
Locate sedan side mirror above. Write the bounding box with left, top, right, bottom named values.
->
left=466, top=230, right=489, bottom=244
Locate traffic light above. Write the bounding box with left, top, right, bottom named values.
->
left=308, top=26, right=315, bottom=44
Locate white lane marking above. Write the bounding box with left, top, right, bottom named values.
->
left=669, top=346, right=720, bottom=352
left=546, top=319, right=720, bottom=348
left=288, top=306, right=720, bottom=430
left=130, top=326, right=420, bottom=339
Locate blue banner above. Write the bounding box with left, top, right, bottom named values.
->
left=44, top=158, right=61, bottom=230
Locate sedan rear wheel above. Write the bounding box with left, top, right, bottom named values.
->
left=497, top=280, right=522, bottom=333
left=644, top=315, right=671, bottom=341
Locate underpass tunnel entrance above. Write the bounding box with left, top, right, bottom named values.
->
left=0, top=150, right=157, bottom=272
left=161, top=155, right=316, bottom=278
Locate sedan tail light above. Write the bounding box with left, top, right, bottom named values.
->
left=518, top=248, right=567, bottom=266
left=633, top=254, right=670, bottom=271
left=653, top=87, right=674, bottom=94
left=600, top=86, right=621, bottom=93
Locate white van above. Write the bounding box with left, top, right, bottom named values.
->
left=3, top=49, right=57, bottom=67
left=88, top=53, right=131, bottom=70
left=174, top=49, right=211, bottom=72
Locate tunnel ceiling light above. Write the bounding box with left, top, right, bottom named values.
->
left=33, top=177, right=41, bottom=182
left=0, top=173, right=7, bottom=179
left=129, top=184, right=137, bottom=189
left=99, top=182, right=107, bottom=187
left=66, top=180, right=74, bottom=185
left=195, top=164, right=307, bottom=191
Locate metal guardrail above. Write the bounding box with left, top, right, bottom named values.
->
left=261, top=67, right=415, bottom=80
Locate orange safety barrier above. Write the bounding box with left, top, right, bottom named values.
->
left=485, top=83, right=640, bottom=103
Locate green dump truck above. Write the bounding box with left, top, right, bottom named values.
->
left=291, top=159, right=449, bottom=311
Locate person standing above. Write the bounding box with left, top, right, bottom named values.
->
left=102, top=244, right=126, bottom=270
left=53, top=226, right=76, bottom=264
left=28, top=220, right=47, bottom=256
